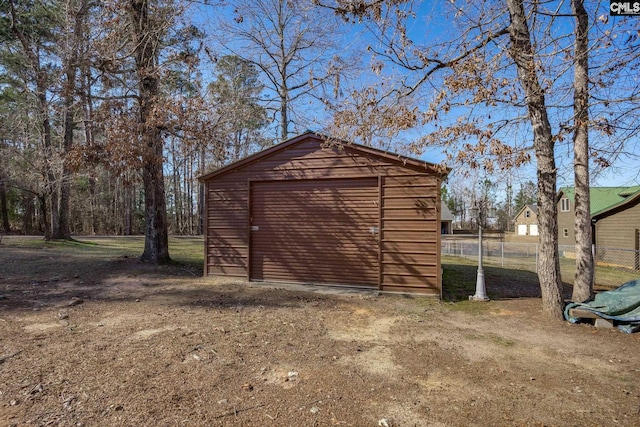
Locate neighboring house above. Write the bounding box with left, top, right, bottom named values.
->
left=199, top=131, right=449, bottom=296
left=558, top=186, right=640, bottom=269
left=441, top=202, right=454, bottom=234
left=513, top=204, right=539, bottom=236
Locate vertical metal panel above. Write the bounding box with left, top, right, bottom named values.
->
left=378, top=175, right=383, bottom=290
left=436, top=176, right=443, bottom=297
left=246, top=179, right=252, bottom=281
left=205, top=179, right=249, bottom=277
left=380, top=175, right=440, bottom=294
left=203, top=181, right=209, bottom=275
left=249, top=178, right=379, bottom=287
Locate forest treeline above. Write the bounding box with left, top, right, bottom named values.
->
left=0, top=0, right=346, bottom=238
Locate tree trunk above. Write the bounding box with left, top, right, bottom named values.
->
left=571, top=0, right=593, bottom=303
left=187, top=152, right=194, bottom=234
left=507, top=0, right=564, bottom=319
left=141, top=138, right=170, bottom=262
left=22, top=193, right=32, bottom=234
left=171, top=138, right=181, bottom=234
left=129, top=0, right=170, bottom=263
left=38, top=193, right=50, bottom=239
left=124, top=181, right=132, bottom=235
left=198, top=145, right=206, bottom=235
left=280, top=93, right=288, bottom=141
left=41, top=96, right=56, bottom=241
left=88, top=176, right=96, bottom=234
left=0, top=177, right=10, bottom=232
left=53, top=0, right=86, bottom=240
left=54, top=64, right=75, bottom=239
left=80, top=31, right=96, bottom=235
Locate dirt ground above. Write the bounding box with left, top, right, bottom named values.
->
left=1, top=237, right=640, bottom=426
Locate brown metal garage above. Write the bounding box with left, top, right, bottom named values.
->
left=199, top=132, right=448, bottom=296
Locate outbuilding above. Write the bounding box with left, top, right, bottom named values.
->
left=199, top=132, right=449, bottom=296
left=558, top=186, right=640, bottom=269
left=513, top=204, right=539, bottom=236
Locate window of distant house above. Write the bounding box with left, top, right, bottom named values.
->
left=563, top=228, right=568, bottom=237
left=525, top=210, right=530, bottom=218
left=561, top=198, right=570, bottom=212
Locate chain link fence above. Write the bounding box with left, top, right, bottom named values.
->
left=593, top=246, right=640, bottom=270
left=442, top=237, right=640, bottom=286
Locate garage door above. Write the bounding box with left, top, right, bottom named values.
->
left=529, top=224, right=538, bottom=236
left=249, top=178, right=379, bottom=287
left=517, top=224, right=528, bottom=235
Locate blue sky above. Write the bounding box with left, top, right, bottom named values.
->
left=192, top=0, right=639, bottom=191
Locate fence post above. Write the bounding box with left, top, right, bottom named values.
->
left=635, top=229, right=639, bottom=270
left=501, top=241, right=504, bottom=268
left=592, top=244, right=596, bottom=285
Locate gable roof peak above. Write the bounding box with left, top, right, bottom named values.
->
left=198, top=131, right=449, bottom=182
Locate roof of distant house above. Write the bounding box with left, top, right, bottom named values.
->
left=513, top=204, right=538, bottom=221
left=441, top=202, right=454, bottom=221
left=559, top=186, right=640, bottom=216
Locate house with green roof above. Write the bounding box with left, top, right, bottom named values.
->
left=558, top=186, right=640, bottom=268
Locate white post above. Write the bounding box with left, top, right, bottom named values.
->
left=470, top=223, right=489, bottom=301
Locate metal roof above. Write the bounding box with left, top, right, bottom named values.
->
left=559, top=186, right=640, bottom=216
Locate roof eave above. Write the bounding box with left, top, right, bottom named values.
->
left=198, top=131, right=449, bottom=182
left=197, top=132, right=313, bottom=182
left=592, top=189, right=640, bottom=219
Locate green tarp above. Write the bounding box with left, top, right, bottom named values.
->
left=564, top=279, right=640, bottom=333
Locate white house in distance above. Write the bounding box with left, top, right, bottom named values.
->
left=513, top=204, right=539, bottom=236
left=441, top=202, right=454, bottom=234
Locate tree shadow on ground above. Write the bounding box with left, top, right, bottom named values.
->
left=442, top=263, right=573, bottom=302
left=0, top=249, right=329, bottom=313
left=2, top=240, right=577, bottom=312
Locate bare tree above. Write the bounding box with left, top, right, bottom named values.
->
left=319, top=0, right=619, bottom=318
left=571, top=0, right=592, bottom=302
left=6, top=0, right=60, bottom=239
left=91, top=0, right=187, bottom=262
left=208, top=55, right=269, bottom=161
left=217, top=0, right=350, bottom=140
left=506, top=0, right=563, bottom=318
left=54, top=0, right=92, bottom=240
left=89, top=0, right=226, bottom=248
left=126, top=0, right=171, bottom=262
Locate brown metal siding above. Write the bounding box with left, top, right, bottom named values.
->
left=249, top=178, right=379, bottom=286
left=380, top=175, right=440, bottom=294
left=204, top=135, right=442, bottom=295
left=205, top=180, right=248, bottom=276
left=595, top=198, right=640, bottom=250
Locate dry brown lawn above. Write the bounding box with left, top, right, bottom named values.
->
left=1, top=236, right=640, bottom=426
